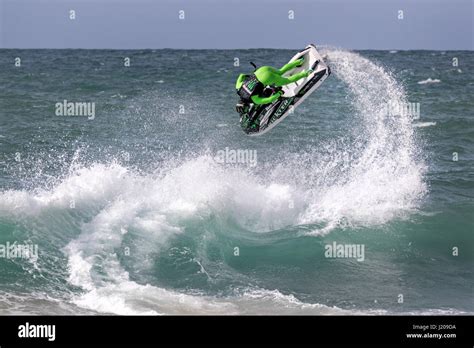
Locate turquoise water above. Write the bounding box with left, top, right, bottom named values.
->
left=0, top=49, right=472, bottom=314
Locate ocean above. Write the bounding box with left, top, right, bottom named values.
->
left=0, top=48, right=472, bottom=315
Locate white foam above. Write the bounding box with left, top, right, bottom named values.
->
left=0, top=163, right=129, bottom=216
left=71, top=281, right=239, bottom=315
left=44, top=159, right=303, bottom=314
left=413, top=121, right=436, bottom=128
left=418, top=78, right=441, bottom=84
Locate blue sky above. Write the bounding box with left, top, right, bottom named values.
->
left=1, top=0, right=472, bottom=49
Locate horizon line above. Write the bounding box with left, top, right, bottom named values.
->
left=0, top=47, right=472, bottom=51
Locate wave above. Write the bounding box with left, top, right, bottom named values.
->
left=0, top=49, right=429, bottom=315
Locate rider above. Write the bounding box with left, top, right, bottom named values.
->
left=235, top=57, right=313, bottom=105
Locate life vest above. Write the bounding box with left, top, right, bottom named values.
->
left=237, top=74, right=264, bottom=103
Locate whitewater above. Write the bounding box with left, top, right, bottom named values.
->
left=0, top=48, right=472, bottom=315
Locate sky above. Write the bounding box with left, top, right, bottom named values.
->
left=0, top=0, right=472, bottom=50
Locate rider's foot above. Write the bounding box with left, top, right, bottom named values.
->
left=296, top=57, right=305, bottom=67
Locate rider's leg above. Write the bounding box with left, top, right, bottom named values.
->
left=255, top=65, right=309, bottom=87
left=270, top=71, right=309, bottom=87
left=277, top=58, right=304, bottom=75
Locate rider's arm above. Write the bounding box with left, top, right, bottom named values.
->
left=251, top=92, right=282, bottom=105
